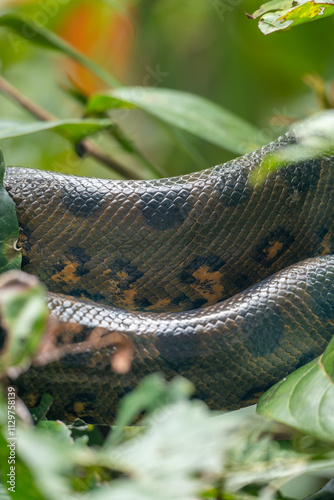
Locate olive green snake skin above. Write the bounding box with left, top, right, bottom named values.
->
left=2, top=129, right=334, bottom=424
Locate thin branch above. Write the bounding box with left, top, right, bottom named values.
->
left=0, top=75, right=142, bottom=180
left=0, top=76, right=56, bottom=121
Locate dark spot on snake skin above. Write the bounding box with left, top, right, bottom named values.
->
left=317, top=225, right=329, bottom=241
left=156, top=328, right=201, bottom=371
left=284, top=158, right=321, bottom=195
left=65, top=246, right=90, bottom=277
left=180, top=254, right=225, bottom=284
left=295, top=352, right=317, bottom=370
left=172, top=293, right=189, bottom=306
left=254, top=227, right=295, bottom=266
left=87, top=292, right=106, bottom=302
left=244, top=307, right=285, bottom=357
left=192, top=297, right=208, bottom=308
left=134, top=297, right=152, bottom=309
left=139, top=187, right=192, bottom=230
left=214, top=166, right=251, bottom=207
left=50, top=262, right=66, bottom=274
left=21, top=253, right=30, bottom=268
left=62, top=185, right=107, bottom=217
left=231, top=273, right=253, bottom=291
left=70, top=288, right=106, bottom=303
left=65, top=288, right=84, bottom=298
left=111, top=259, right=143, bottom=284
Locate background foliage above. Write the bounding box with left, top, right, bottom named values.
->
left=1, top=0, right=334, bottom=178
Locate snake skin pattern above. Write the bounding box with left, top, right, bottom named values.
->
left=3, top=130, right=334, bottom=424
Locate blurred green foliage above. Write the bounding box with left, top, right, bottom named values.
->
left=0, top=0, right=334, bottom=178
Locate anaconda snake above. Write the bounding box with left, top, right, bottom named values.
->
left=3, top=128, right=334, bottom=424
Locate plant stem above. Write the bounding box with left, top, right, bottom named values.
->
left=0, top=75, right=142, bottom=180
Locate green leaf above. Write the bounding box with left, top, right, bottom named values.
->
left=0, top=150, right=21, bottom=274
left=0, top=13, right=120, bottom=88
left=30, top=393, right=53, bottom=426
left=0, top=430, right=46, bottom=500
left=0, top=118, right=115, bottom=142
left=105, top=400, right=233, bottom=500
left=0, top=272, right=49, bottom=374
left=0, top=484, right=11, bottom=500
left=9, top=427, right=75, bottom=500
left=257, top=336, right=334, bottom=442
left=87, top=87, right=269, bottom=155
left=107, top=374, right=194, bottom=446
left=248, top=0, right=334, bottom=35
left=304, top=479, right=334, bottom=499
left=37, top=420, right=73, bottom=445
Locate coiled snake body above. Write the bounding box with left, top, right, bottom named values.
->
left=3, top=130, right=334, bottom=424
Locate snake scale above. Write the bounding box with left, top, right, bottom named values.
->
left=2, top=128, right=334, bottom=424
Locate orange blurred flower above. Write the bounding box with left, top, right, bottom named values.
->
left=58, top=2, right=135, bottom=94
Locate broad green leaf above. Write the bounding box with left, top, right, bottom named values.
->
left=249, top=0, right=334, bottom=35
left=87, top=87, right=269, bottom=154
left=0, top=13, right=120, bottom=88
left=0, top=271, right=49, bottom=374
left=0, top=118, right=114, bottom=142
left=0, top=150, right=21, bottom=274
left=257, top=336, right=334, bottom=442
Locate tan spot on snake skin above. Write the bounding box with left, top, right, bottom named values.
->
left=147, top=298, right=171, bottom=310
left=74, top=401, right=86, bottom=415
left=116, top=270, right=129, bottom=280
left=52, top=261, right=81, bottom=285
left=191, top=266, right=224, bottom=304
left=64, top=412, right=76, bottom=422
left=319, top=231, right=332, bottom=255
left=116, top=288, right=137, bottom=309
left=265, top=241, right=284, bottom=260
left=106, top=280, right=122, bottom=295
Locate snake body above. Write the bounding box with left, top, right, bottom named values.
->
left=3, top=130, right=334, bottom=424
